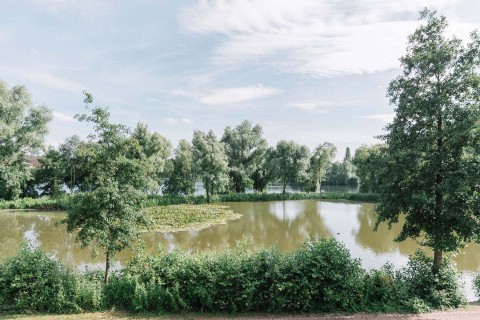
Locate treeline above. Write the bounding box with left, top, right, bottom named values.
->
left=0, top=239, right=465, bottom=314
left=0, top=80, right=378, bottom=202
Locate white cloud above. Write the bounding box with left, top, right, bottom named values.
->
left=290, top=101, right=332, bottom=112
left=164, top=117, right=194, bottom=125
left=361, top=114, right=395, bottom=123
left=13, top=69, right=85, bottom=92
left=199, top=85, right=280, bottom=105
left=179, top=0, right=476, bottom=76
left=52, top=111, right=75, bottom=122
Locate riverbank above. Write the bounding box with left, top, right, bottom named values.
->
left=0, top=192, right=379, bottom=210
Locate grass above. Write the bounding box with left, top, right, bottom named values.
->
left=143, top=204, right=242, bottom=232
left=0, top=191, right=380, bottom=211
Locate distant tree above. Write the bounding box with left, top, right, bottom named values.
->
left=270, top=140, right=310, bottom=194
left=163, top=139, right=196, bottom=195
left=344, top=147, right=352, bottom=162
left=252, top=147, right=275, bottom=192
left=304, top=142, right=337, bottom=192
left=129, top=123, right=171, bottom=194
left=64, top=93, right=149, bottom=283
left=192, top=130, right=229, bottom=202
left=221, top=120, right=269, bottom=193
left=353, top=144, right=386, bottom=193
left=59, top=135, right=88, bottom=193
left=0, top=80, right=52, bottom=200
left=35, top=147, right=65, bottom=197
left=325, top=161, right=357, bottom=187
left=375, top=10, right=480, bottom=272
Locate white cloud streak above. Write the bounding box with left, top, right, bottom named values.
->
left=179, top=0, right=476, bottom=76
left=361, top=114, right=395, bottom=123
left=164, top=117, right=194, bottom=125
left=199, top=85, right=280, bottom=105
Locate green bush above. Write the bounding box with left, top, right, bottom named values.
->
left=0, top=243, right=103, bottom=313
left=0, top=240, right=465, bottom=315
left=400, top=250, right=466, bottom=312
left=104, top=238, right=366, bottom=313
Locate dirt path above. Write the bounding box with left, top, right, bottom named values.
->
left=3, top=304, right=480, bottom=320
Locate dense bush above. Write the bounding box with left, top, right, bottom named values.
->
left=0, top=240, right=465, bottom=314
left=104, top=238, right=366, bottom=313
left=0, top=243, right=103, bottom=313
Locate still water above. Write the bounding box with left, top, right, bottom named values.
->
left=0, top=200, right=478, bottom=299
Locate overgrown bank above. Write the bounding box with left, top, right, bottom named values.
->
left=0, top=238, right=465, bottom=315
left=0, top=192, right=379, bottom=210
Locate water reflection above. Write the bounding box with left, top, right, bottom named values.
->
left=1, top=201, right=479, bottom=299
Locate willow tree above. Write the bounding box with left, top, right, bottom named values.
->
left=304, top=142, right=337, bottom=192
left=192, top=130, right=229, bottom=202
left=376, top=10, right=480, bottom=272
left=221, top=120, right=268, bottom=193
left=0, top=80, right=52, bottom=200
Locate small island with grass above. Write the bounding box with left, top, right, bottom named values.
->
left=143, top=204, right=242, bottom=232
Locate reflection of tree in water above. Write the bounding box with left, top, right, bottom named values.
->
left=354, top=205, right=480, bottom=273
left=141, top=200, right=332, bottom=254
left=355, top=204, right=419, bottom=256
left=0, top=211, right=27, bottom=258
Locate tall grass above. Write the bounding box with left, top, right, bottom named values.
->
left=1, top=192, right=379, bottom=211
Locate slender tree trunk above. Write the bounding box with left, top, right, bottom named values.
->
left=433, top=250, right=443, bottom=273
left=433, top=99, right=444, bottom=273
left=104, top=250, right=110, bottom=283
left=205, top=179, right=210, bottom=203
left=282, top=179, right=287, bottom=194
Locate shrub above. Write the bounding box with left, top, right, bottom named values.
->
left=0, top=243, right=103, bottom=313
left=400, top=250, right=466, bottom=312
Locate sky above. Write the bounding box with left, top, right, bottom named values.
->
left=1, top=0, right=479, bottom=159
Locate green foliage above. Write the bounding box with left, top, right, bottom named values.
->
left=34, top=147, right=66, bottom=197
left=221, top=120, right=269, bottom=193
left=325, top=159, right=358, bottom=187
left=303, top=142, right=336, bottom=192
left=192, top=130, right=229, bottom=202
left=162, top=139, right=196, bottom=196
left=129, top=123, right=171, bottom=195
left=375, top=10, right=480, bottom=270
left=353, top=144, right=386, bottom=193
left=0, top=243, right=103, bottom=313
left=270, top=140, right=310, bottom=194
left=399, top=251, right=465, bottom=311
left=0, top=195, right=70, bottom=210
left=143, top=204, right=241, bottom=232
left=0, top=80, right=52, bottom=200
left=0, top=241, right=465, bottom=315
left=104, top=238, right=366, bottom=313
left=63, top=93, right=150, bottom=283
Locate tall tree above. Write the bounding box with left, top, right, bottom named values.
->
left=221, top=120, right=268, bottom=193
left=129, top=123, right=171, bottom=194
left=344, top=147, right=352, bottom=162
left=59, top=135, right=89, bottom=193
left=192, top=130, right=229, bottom=202
left=375, top=10, right=480, bottom=272
left=35, top=147, right=65, bottom=197
left=353, top=144, right=386, bottom=193
left=64, top=93, right=149, bottom=283
left=0, top=80, right=52, bottom=200
left=304, top=143, right=337, bottom=192
left=163, top=139, right=196, bottom=195
left=270, top=140, right=310, bottom=194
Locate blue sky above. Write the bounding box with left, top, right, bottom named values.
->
left=1, top=0, right=479, bottom=159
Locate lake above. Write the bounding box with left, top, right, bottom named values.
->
left=0, top=200, right=478, bottom=300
